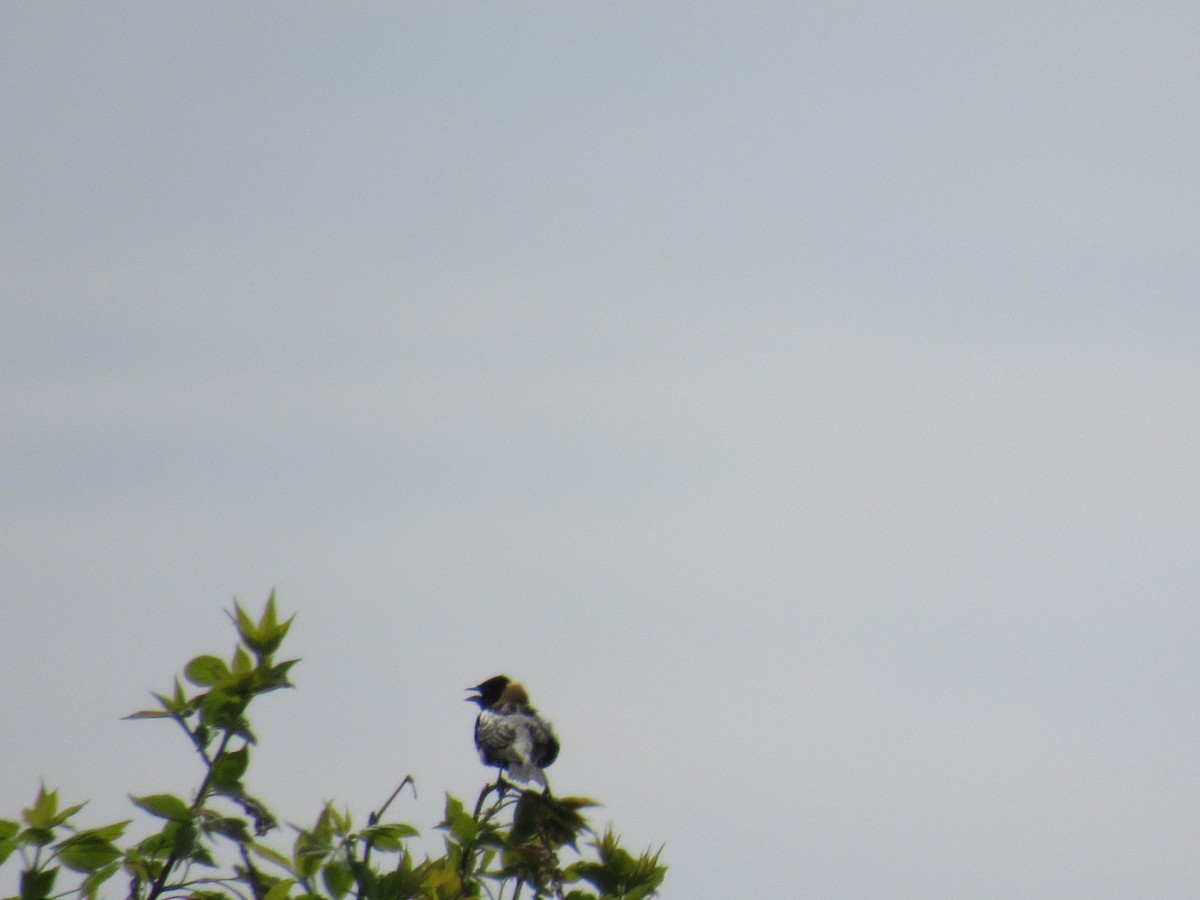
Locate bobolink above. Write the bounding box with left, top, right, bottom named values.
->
left=466, top=675, right=559, bottom=787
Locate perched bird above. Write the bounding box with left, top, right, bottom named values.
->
left=466, top=675, right=559, bottom=787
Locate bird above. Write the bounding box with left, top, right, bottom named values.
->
left=466, top=675, right=559, bottom=788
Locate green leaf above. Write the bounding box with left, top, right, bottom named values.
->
left=232, top=601, right=260, bottom=647
left=211, top=746, right=250, bottom=788
left=131, top=828, right=170, bottom=862
left=171, top=820, right=199, bottom=860
left=293, top=828, right=331, bottom=879
left=197, top=689, right=252, bottom=738
left=84, top=820, right=132, bottom=842
left=172, top=677, right=195, bottom=711
left=255, top=658, right=299, bottom=694
left=511, top=791, right=593, bottom=851
left=258, top=590, right=295, bottom=652
left=375, top=854, right=439, bottom=900
left=231, top=592, right=296, bottom=659
left=21, top=827, right=55, bottom=847
left=437, top=795, right=477, bottom=845
left=131, top=793, right=191, bottom=822
left=571, top=830, right=666, bottom=897
left=360, top=823, right=419, bottom=852
left=0, top=820, right=19, bottom=866
left=308, top=803, right=350, bottom=838
left=419, top=857, right=464, bottom=896
left=22, top=785, right=66, bottom=830
left=80, top=861, right=120, bottom=899
left=262, top=878, right=296, bottom=900
left=130, top=679, right=194, bottom=719
left=202, top=815, right=251, bottom=844
left=56, top=831, right=123, bottom=873
left=20, top=865, right=58, bottom=900
left=51, top=803, right=88, bottom=828
left=232, top=645, right=253, bottom=675
left=260, top=590, right=280, bottom=632
left=185, top=654, right=231, bottom=687
left=321, top=853, right=354, bottom=898
left=250, top=841, right=295, bottom=874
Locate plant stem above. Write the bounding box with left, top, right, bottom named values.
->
left=144, top=730, right=234, bottom=900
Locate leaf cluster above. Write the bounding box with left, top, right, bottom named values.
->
left=0, top=785, right=129, bottom=900
left=0, top=593, right=666, bottom=900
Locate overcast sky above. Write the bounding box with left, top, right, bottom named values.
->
left=2, top=4, right=1198, bottom=897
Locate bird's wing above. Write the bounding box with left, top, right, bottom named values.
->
left=532, top=719, right=559, bottom=767
left=476, top=710, right=520, bottom=763
left=509, top=718, right=536, bottom=766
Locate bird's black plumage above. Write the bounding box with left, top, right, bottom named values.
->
left=466, top=675, right=559, bottom=786
left=467, top=675, right=511, bottom=711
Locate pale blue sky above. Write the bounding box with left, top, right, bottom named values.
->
left=3, top=4, right=1199, bottom=897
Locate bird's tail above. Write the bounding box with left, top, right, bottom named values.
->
left=507, top=763, right=547, bottom=788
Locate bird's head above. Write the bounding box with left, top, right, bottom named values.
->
left=466, top=674, right=510, bottom=708
left=497, top=682, right=530, bottom=707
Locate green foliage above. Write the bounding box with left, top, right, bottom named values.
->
left=0, top=592, right=666, bottom=900
left=0, top=785, right=130, bottom=900
left=564, top=830, right=666, bottom=900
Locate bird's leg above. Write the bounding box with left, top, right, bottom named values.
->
left=471, top=769, right=511, bottom=819
left=494, top=767, right=516, bottom=797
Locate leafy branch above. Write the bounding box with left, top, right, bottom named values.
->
left=0, top=594, right=665, bottom=900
